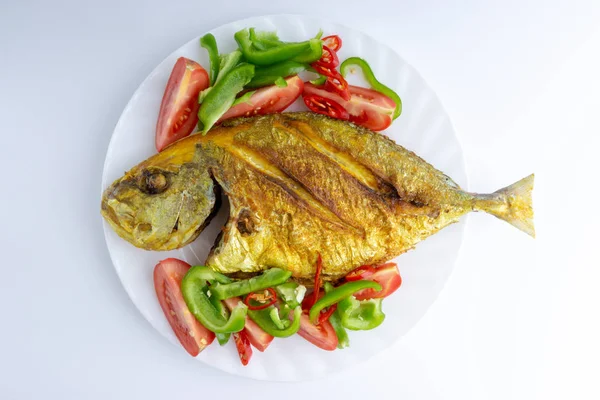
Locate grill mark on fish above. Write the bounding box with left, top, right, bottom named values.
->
left=213, top=138, right=357, bottom=233
left=235, top=120, right=433, bottom=227
left=253, top=122, right=390, bottom=229
left=285, top=120, right=398, bottom=197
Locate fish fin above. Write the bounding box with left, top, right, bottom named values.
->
left=476, top=174, right=535, bottom=237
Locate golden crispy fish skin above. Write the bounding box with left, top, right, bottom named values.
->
left=101, top=112, right=534, bottom=281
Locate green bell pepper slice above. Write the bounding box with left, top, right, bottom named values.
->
left=309, top=280, right=382, bottom=323
left=211, top=268, right=292, bottom=300
left=248, top=28, right=282, bottom=50
left=310, top=74, right=327, bottom=86
left=290, top=38, right=323, bottom=64
left=208, top=294, right=231, bottom=345
left=200, top=33, right=220, bottom=85
left=197, top=62, right=255, bottom=134
left=275, top=281, right=306, bottom=309
left=324, top=283, right=349, bottom=349
left=234, top=28, right=322, bottom=66
left=181, top=266, right=247, bottom=334
left=198, top=50, right=243, bottom=104
left=216, top=50, right=242, bottom=85
left=247, top=60, right=308, bottom=88
left=247, top=305, right=302, bottom=338
left=337, top=295, right=385, bottom=331
left=340, top=56, right=403, bottom=119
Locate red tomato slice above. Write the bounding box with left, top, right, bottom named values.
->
left=223, top=297, right=274, bottom=352
left=297, top=312, right=338, bottom=351
left=217, top=75, right=304, bottom=122
left=153, top=258, right=215, bottom=357
left=155, top=57, right=209, bottom=152
left=233, top=331, right=253, bottom=366
left=322, top=35, right=342, bottom=52
left=348, top=262, right=402, bottom=300
left=303, top=94, right=349, bottom=120
left=303, top=83, right=396, bottom=131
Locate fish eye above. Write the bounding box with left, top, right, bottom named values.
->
left=139, top=169, right=170, bottom=194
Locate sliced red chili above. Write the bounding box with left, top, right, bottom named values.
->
left=303, top=94, right=349, bottom=120
left=308, top=253, right=323, bottom=310
left=322, top=35, right=342, bottom=52
left=310, top=62, right=338, bottom=79
left=314, top=45, right=339, bottom=68
left=244, top=288, right=277, bottom=310
left=233, top=331, right=252, bottom=366
left=324, top=72, right=351, bottom=101
left=318, top=303, right=337, bottom=325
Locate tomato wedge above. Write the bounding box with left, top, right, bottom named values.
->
left=233, top=331, right=252, bottom=366
left=155, top=57, right=209, bottom=152
left=217, top=75, right=304, bottom=122
left=322, top=35, right=342, bottom=52
left=297, top=312, right=338, bottom=351
left=346, top=262, right=402, bottom=300
left=303, top=82, right=396, bottom=131
left=303, top=94, right=349, bottom=120
left=223, top=297, right=274, bottom=352
left=153, top=258, right=215, bottom=357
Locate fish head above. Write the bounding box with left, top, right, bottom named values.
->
left=101, top=152, right=218, bottom=251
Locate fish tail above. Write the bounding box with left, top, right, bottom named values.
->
left=474, top=174, right=535, bottom=237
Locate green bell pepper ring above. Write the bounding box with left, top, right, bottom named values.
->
left=198, top=62, right=255, bottom=134
left=324, top=283, right=349, bottom=348
left=247, top=60, right=308, bottom=88
left=234, top=28, right=322, bottom=66
left=309, top=280, right=382, bottom=323
left=247, top=305, right=302, bottom=337
left=337, top=295, right=385, bottom=331
left=340, top=57, right=403, bottom=119
left=208, top=294, right=231, bottom=345
left=181, top=266, right=247, bottom=334
left=211, top=268, right=292, bottom=300
left=200, top=33, right=220, bottom=85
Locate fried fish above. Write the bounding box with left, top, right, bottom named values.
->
left=101, top=112, right=534, bottom=281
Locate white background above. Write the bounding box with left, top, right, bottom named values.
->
left=1, top=0, right=598, bottom=399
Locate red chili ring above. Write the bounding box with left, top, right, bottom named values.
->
left=322, top=35, right=342, bottom=52
left=314, top=45, right=339, bottom=68
left=244, top=288, right=277, bottom=310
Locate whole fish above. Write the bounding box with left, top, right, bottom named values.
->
left=101, top=112, right=534, bottom=281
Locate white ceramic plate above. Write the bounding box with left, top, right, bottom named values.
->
left=101, top=15, right=467, bottom=381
